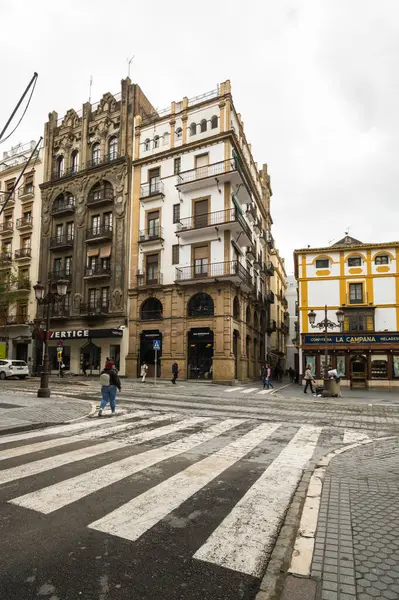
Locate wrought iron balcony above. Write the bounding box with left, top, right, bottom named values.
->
left=16, top=216, right=33, bottom=230
left=51, top=305, right=71, bottom=318
left=267, top=232, right=274, bottom=250
left=266, top=290, right=275, bottom=304
left=87, top=188, right=114, bottom=207
left=86, top=152, right=120, bottom=170
left=84, top=262, right=111, bottom=278
left=246, top=245, right=256, bottom=261
left=51, top=198, right=76, bottom=215
left=17, top=278, right=31, bottom=291
left=80, top=301, right=109, bottom=316
left=18, top=185, right=35, bottom=200
left=0, top=253, right=12, bottom=265
left=259, top=230, right=268, bottom=247
left=176, top=207, right=252, bottom=246
left=139, top=226, right=164, bottom=243
left=50, top=234, right=74, bottom=250
left=15, top=248, right=32, bottom=260
left=264, top=261, right=275, bottom=276
left=140, top=181, right=165, bottom=200
left=51, top=166, right=79, bottom=181
left=267, top=319, right=277, bottom=333
left=137, top=271, right=163, bottom=287
left=1, top=313, right=29, bottom=326
left=175, top=260, right=252, bottom=290
left=86, top=225, right=113, bottom=242
left=0, top=222, right=13, bottom=235
left=49, top=270, right=73, bottom=283
left=176, top=158, right=244, bottom=194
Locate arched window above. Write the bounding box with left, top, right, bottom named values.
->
left=200, top=119, right=207, bottom=133
left=211, top=115, right=218, bottom=129
left=71, top=151, right=79, bottom=173
left=108, top=136, right=118, bottom=159
left=233, top=296, right=240, bottom=320
left=175, top=127, right=182, bottom=139
left=92, top=142, right=100, bottom=165
left=144, top=138, right=150, bottom=151
left=246, top=306, right=251, bottom=326
left=188, top=293, right=214, bottom=317
left=153, top=135, right=160, bottom=149
left=53, top=192, right=75, bottom=213
left=141, top=297, right=163, bottom=321
left=89, top=180, right=113, bottom=204
left=253, top=312, right=259, bottom=330
left=163, top=132, right=169, bottom=146
left=56, top=156, right=64, bottom=177
left=189, top=123, right=197, bottom=136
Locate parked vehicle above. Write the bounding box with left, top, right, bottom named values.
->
left=0, top=360, right=29, bottom=380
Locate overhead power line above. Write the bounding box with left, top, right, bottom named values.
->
left=0, top=72, right=38, bottom=144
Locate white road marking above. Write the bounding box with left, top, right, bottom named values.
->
left=79, top=414, right=174, bottom=439
left=257, top=389, right=273, bottom=395
left=224, top=388, right=237, bottom=393
left=0, top=435, right=84, bottom=461
left=193, top=425, right=322, bottom=577
left=240, top=388, right=258, bottom=394
left=88, top=422, right=281, bottom=542
left=0, top=416, right=209, bottom=486
left=11, top=419, right=246, bottom=513
left=343, top=430, right=371, bottom=444
left=0, top=410, right=153, bottom=445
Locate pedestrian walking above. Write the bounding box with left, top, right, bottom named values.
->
left=140, top=362, right=148, bottom=383
left=98, top=364, right=121, bottom=416
left=262, top=363, right=273, bottom=389
left=303, top=364, right=315, bottom=394
left=171, top=360, right=179, bottom=384
left=288, top=367, right=295, bottom=383
left=82, top=359, right=88, bottom=376
left=27, top=357, right=33, bottom=377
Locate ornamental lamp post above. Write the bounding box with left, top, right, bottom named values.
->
left=308, top=305, right=344, bottom=395
left=33, top=278, right=68, bottom=398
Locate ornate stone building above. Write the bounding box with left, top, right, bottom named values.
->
left=39, top=78, right=154, bottom=375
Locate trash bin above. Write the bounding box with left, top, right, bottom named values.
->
left=329, top=378, right=341, bottom=397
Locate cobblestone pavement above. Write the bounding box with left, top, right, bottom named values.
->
left=312, top=438, right=399, bottom=600
left=0, top=394, right=94, bottom=434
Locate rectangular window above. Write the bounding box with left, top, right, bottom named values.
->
left=23, top=211, right=32, bottom=222
left=375, top=255, right=389, bottom=265
left=22, top=236, right=31, bottom=248
left=173, top=204, right=180, bottom=224
left=91, top=215, right=100, bottom=234
left=194, top=198, right=209, bottom=228
left=193, top=245, right=208, bottom=277
left=348, top=256, right=362, bottom=267
left=103, top=212, right=113, bottom=229
left=172, top=244, right=179, bottom=265
left=65, top=256, right=72, bottom=275
left=349, top=283, right=363, bottom=304
left=147, top=210, right=160, bottom=237
left=66, top=222, right=74, bottom=239
left=146, top=253, right=159, bottom=284
left=101, top=287, right=109, bottom=306
left=174, top=157, right=181, bottom=175
left=53, top=258, right=62, bottom=275
left=148, top=167, right=160, bottom=194
left=56, top=224, right=63, bottom=240
left=88, top=288, right=98, bottom=306
left=344, top=311, right=374, bottom=332
left=315, top=259, right=329, bottom=269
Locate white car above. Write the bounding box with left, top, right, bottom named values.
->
left=0, top=360, right=29, bottom=380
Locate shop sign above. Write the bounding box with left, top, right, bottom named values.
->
left=304, top=333, right=399, bottom=345
left=48, top=328, right=123, bottom=340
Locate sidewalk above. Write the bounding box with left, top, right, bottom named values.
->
left=0, top=394, right=94, bottom=435
left=283, top=438, right=399, bottom=600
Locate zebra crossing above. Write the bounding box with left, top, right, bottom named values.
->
left=0, top=411, right=372, bottom=582
left=224, top=386, right=275, bottom=395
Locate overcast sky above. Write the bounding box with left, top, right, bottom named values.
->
left=1, top=0, right=398, bottom=273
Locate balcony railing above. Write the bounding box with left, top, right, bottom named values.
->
left=51, top=166, right=79, bottom=181
left=137, top=271, right=163, bottom=287
left=51, top=305, right=71, bottom=318
left=177, top=207, right=252, bottom=240
left=84, top=262, right=111, bottom=278
left=16, top=217, right=33, bottom=229
left=266, top=290, right=275, bottom=304
left=267, top=319, right=277, bottom=333
left=246, top=245, right=256, bottom=260
left=49, top=270, right=73, bottom=283
left=0, top=222, right=13, bottom=234
left=264, top=261, right=275, bottom=276
left=177, top=158, right=237, bottom=186
left=18, top=185, right=35, bottom=199
left=51, top=199, right=76, bottom=215
left=17, top=278, right=31, bottom=290
left=86, top=225, right=113, bottom=241
left=139, top=226, right=164, bottom=243
left=80, top=301, right=109, bottom=316
left=50, top=234, right=74, bottom=249
left=86, top=152, right=120, bottom=170
left=140, top=181, right=165, bottom=199
left=15, top=248, right=32, bottom=259
left=87, top=188, right=114, bottom=207
left=0, top=253, right=12, bottom=264
left=0, top=314, right=29, bottom=326
left=267, top=232, right=274, bottom=250
left=175, top=260, right=252, bottom=288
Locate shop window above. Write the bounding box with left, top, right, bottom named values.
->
left=315, top=258, right=329, bottom=269
left=141, top=297, right=163, bottom=321
left=348, top=256, right=362, bottom=267
left=371, top=355, right=388, bottom=379
left=336, top=356, right=346, bottom=377
left=305, top=356, right=316, bottom=377
left=375, top=255, right=389, bottom=265
left=233, top=296, right=240, bottom=320
left=393, top=356, right=399, bottom=378
left=188, top=293, right=214, bottom=317
left=349, top=283, right=363, bottom=304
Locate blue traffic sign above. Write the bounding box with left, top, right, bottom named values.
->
left=153, top=339, right=161, bottom=351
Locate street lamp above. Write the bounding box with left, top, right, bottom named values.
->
left=308, top=305, right=344, bottom=395
left=33, top=278, right=68, bottom=398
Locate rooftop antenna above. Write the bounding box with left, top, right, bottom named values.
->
left=345, top=226, right=351, bottom=236
left=127, top=55, right=135, bottom=78
left=88, top=75, right=93, bottom=103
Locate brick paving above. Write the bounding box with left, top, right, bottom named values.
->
left=312, top=438, right=399, bottom=600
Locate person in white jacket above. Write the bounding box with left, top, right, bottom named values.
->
left=140, top=362, right=148, bottom=383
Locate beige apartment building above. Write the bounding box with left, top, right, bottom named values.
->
left=0, top=141, right=43, bottom=363
left=268, top=249, right=288, bottom=369
left=126, top=80, right=281, bottom=383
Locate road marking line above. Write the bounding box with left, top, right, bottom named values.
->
left=79, top=414, right=174, bottom=439
left=224, top=388, right=237, bottom=393
left=240, top=388, right=258, bottom=394
left=270, top=383, right=292, bottom=394
left=343, top=430, right=371, bottom=444
left=10, top=419, right=246, bottom=513
left=194, top=425, right=322, bottom=577
left=88, top=422, right=281, bottom=542
left=257, top=389, right=273, bottom=395
left=0, top=435, right=84, bottom=461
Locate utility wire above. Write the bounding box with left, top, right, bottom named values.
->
left=0, top=76, right=38, bottom=145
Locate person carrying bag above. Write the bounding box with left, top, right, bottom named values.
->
left=98, top=365, right=121, bottom=416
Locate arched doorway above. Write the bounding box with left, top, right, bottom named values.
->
left=233, top=329, right=239, bottom=379
left=350, top=354, right=367, bottom=388
left=140, top=330, right=162, bottom=377
left=187, top=328, right=213, bottom=379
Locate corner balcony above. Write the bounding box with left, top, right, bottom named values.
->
left=137, top=271, right=163, bottom=288
left=18, top=185, right=35, bottom=202
left=86, top=225, right=113, bottom=243
left=0, top=222, right=14, bottom=236
left=138, top=226, right=164, bottom=245
left=51, top=198, right=76, bottom=216
left=50, top=234, right=74, bottom=250
left=175, top=260, right=253, bottom=291
left=176, top=159, right=252, bottom=205
left=84, top=262, right=111, bottom=279
left=15, top=248, right=32, bottom=261
left=80, top=301, right=109, bottom=317
left=16, top=216, right=33, bottom=231
left=87, top=188, right=114, bottom=208
left=140, top=181, right=165, bottom=201
left=176, top=207, right=252, bottom=247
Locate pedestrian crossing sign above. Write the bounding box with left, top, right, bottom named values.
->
left=153, top=339, right=161, bottom=351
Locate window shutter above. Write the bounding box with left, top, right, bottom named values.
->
left=344, top=315, right=350, bottom=331
left=366, top=315, right=374, bottom=331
